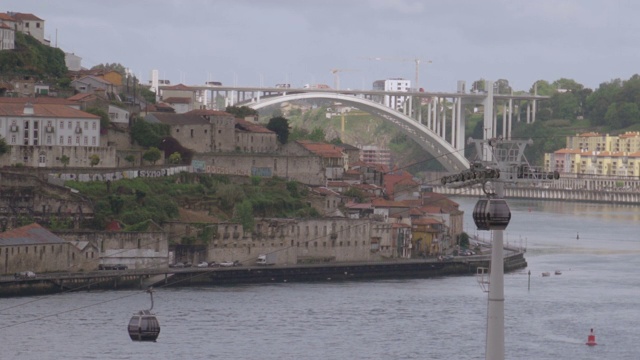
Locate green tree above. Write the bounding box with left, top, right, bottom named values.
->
left=85, top=107, right=110, bottom=132
left=307, top=128, right=325, bottom=142
left=586, top=79, right=623, bottom=125
left=60, top=155, right=70, bottom=168
left=90, top=62, right=127, bottom=76
left=143, top=147, right=162, bottom=164
left=125, top=154, right=136, bottom=165
left=89, top=154, right=100, bottom=167
left=131, top=117, right=169, bottom=147
left=606, top=102, right=640, bottom=128
left=0, top=137, right=8, bottom=156
left=531, top=80, right=555, bottom=96
left=459, top=232, right=470, bottom=248
left=234, top=200, right=255, bottom=233
left=267, top=116, right=290, bottom=144
left=168, top=152, right=182, bottom=164
left=225, top=106, right=258, bottom=118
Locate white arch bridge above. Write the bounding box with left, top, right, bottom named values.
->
left=170, top=82, right=548, bottom=172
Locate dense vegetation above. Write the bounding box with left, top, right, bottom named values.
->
left=0, top=32, right=67, bottom=79
left=65, top=173, right=318, bottom=235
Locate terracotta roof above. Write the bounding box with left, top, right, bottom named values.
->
left=145, top=102, right=175, bottom=112
left=298, top=140, right=344, bottom=158
left=618, top=131, right=640, bottom=139
left=0, top=23, right=12, bottom=30
left=164, top=97, right=191, bottom=104
left=412, top=217, right=443, bottom=225
left=162, top=84, right=193, bottom=90
left=0, top=103, right=99, bottom=119
left=0, top=14, right=16, bottom=22
left=235, top=118, right=273, bottom=134
left=344, top=202, right=372, bottom=210
left=0, top=223, right=67, bottom=246
left=67, top=93, right=97, bottom=102
left=10, top=13, right=43, bottom=21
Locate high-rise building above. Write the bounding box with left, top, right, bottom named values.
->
left=372, top=78, right=411, bottom=110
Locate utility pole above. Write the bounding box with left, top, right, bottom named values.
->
left=441, top=136, right=559, bottom=360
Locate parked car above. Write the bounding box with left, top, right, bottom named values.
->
left=220, top=261, right=241, bottom=267
left=169, top=262, right=185, bottom=268
left=208, top=261, right=219, bottom=268
left=197, top=261, right=208, bottom=268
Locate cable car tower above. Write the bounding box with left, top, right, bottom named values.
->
left=441, top=136, right=559, bottom=360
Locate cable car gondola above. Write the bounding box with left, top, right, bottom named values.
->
left=128, top=288, right=160, bottom=342
left=473, top=197, right=511, bottom=231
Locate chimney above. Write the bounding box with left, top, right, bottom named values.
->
left=24, top=102, right=34, bottom=115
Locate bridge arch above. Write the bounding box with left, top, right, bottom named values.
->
left=246, top=92, right=469, bottom=172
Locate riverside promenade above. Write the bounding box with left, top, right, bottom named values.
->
left=0, top=251, right=527, bottom=297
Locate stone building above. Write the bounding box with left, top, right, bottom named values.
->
left=0, top=223, right=96, bottom=275
left=55, top=229, right=169, bottom=270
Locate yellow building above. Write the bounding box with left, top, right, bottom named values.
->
left=545, top=149, right=640, bottom=176
left=100, top=70, right=123, bottom=87
left=546, top=132, right=640, bottom=176
left=410, top=217, right=445, bottom=257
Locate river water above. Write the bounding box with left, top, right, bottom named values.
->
left=1, top=197, right=639, bottom=359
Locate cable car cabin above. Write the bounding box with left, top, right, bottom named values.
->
left=128, top=310, right=160, bottom=342
left=473, top=198, right=511, bottom=231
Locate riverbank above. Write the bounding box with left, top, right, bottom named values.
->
left=0, top=252, right=526, bottom=297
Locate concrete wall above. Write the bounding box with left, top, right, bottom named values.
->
left=1, top=242, right=72, bottom=274
left=205, top=218, right=392, bottom=265
left=55, top=230, right=169, bottom=269
left=1, top=145, right=117, bottom=168
left=192, top=152, right=326, bottom=185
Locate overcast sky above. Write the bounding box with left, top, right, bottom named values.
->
left=5, top=0, right=639, bottom=92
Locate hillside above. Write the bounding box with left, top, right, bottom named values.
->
left=0, top=32, right=67, bottom=79
left=65, top=173, right=319, bottom=239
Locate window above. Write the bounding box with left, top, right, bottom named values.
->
left=84, top=137, right=88, bottom=145
left=92, top=137, right=96, bottom=145
left=75, top=136, right=80, bottom=145
left=11, top=135, right=16, bottom=144
left=59, top=121, right=64, bottom=129
left=67, top=136, right=72, bottom=145
left=84, top=121, right=88, bottom=129
left=68, top=121, right=72, bottom=129
left=92, top=122, right=97, bottom=130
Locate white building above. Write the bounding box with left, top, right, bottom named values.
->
left=0, top=14, right=15, bottom=50
left=8, top=12, right=48, bottom=45
left=372, top=78, right=411, bottom=110
left=0, top=101, right=115, bottom=167
left=65, top=53, right=82, bottom=71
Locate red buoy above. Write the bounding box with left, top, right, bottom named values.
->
left=586, top=328, right=597, bottom=346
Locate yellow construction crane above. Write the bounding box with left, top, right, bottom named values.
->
left=330, top=68, right=358, bottom=90
left=362, top=57, right=432, bottom=89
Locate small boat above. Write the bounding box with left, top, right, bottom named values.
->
left=542, top=272, right=551, bottom=277
left=555, top=270, right=562, bottom=275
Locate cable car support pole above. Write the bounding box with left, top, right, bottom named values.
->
left=486, top=181, right=504, bottom=360
left=440, top=134, right=559, bottom=360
